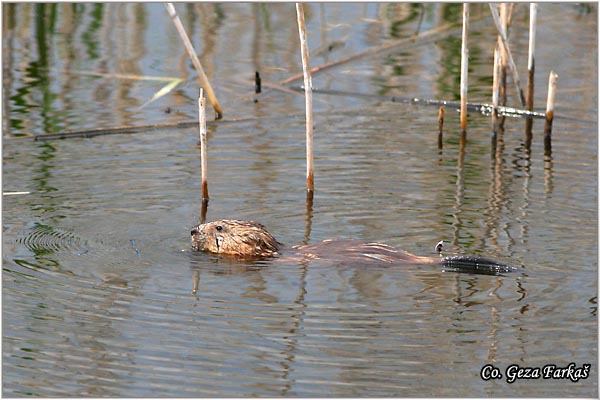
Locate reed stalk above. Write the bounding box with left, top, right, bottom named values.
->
left=198, top=89, right=209, bottom=202
left=526, top=3, right=537, bottom=111
left=544, top=71, right=558, bottom=138
left=489, top=3, right=526, bottom=108
left=296, top=3, right=315, bottom=195
left=525, top=3, right=537, bottom=139
left=499, top=3, right=509, bottom=109
left=495, top=3, right=507, bottom=131
left=164, top=3, right=223, bottom=119
left=460, top=3, right=469, bottom=133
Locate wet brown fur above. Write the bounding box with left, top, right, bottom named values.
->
left=191, top=220, right=281, bottom=258
left=191, top=219, right=436, bottom=264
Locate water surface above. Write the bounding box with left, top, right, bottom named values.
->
left=3, top=3, right=597, bottom=397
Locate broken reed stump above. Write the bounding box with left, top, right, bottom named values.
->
left=438, top=106, right=444, bottom=149
left=295, top=3, right=315, bottom=198
left=255, top=71, right=262, bottom=94
left=164, top=2, right=223, bottom=119
left=544, top=71, right=558, bottom=151
left=460, top=3, right=469, bottom=133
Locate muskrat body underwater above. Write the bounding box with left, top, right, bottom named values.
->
left=191, top=219, right=518, bottom=274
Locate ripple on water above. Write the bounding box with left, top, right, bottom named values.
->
left=5, top=253, right=441, bottom=397
left=16, top=223, right=89, bottom=255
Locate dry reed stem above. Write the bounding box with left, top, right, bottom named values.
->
left=497, top=4, right=508, bottom=110
left=198, top=88, right=209, bottom=201
left=296, top=3, right=314, bottom=194
left=460, top=3, right=469, bottom=133
left=526, top=3, right=537, bottom=112
left=506, top=3, right=516, bottom=27
left=165, top=3, right=223, bottom=119
left=139, top=79, right=183, bottom=110
left=544, top=71, right=558, bottom=137
left=489, top=3, right=526, bottom=107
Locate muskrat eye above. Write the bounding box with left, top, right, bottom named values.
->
left=216, top=225, right=223, bottom=231
left=191, top=228, right=199, bottom=235
left=435, top=240, right=444, bottom=253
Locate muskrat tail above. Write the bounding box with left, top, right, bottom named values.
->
left=441, top=255, right=520, bottom=275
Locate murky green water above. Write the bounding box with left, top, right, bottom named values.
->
left=3, top=3, right=597, bottom=397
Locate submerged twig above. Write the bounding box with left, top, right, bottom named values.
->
left=164, top=2, right=223, bottom=119
left=281, top=11, right=488, bottom=86
left=296, top=3, right=315, bottom=195
left=288, top=86, right=550, bottom=119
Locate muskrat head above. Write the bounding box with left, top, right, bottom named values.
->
left=190, top=219, right=281, bottom=258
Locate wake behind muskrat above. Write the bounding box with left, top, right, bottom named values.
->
left=191, top=219, right=518, bottom=274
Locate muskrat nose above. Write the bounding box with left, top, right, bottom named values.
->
left=191, top=228, right=199, bottom=236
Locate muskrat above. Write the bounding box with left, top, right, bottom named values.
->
left=191, top=219, right=518, bottom=273
left=191, top=219, right=518, bottom=274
